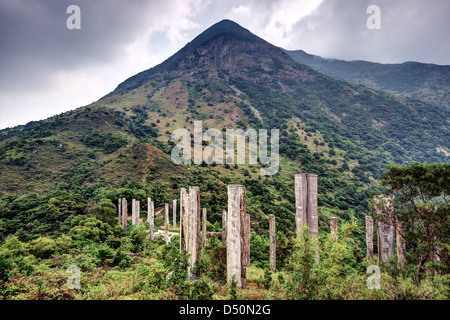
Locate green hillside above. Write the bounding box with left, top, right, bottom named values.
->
left=285, top=49, right=450, bottom=110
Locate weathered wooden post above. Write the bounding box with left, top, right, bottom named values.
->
left=365, top=216, right=374, bottom=260
left=202, top=208, right=207, bottom=251
left=131, top=199, right=136, bottom=226
left=118, top=198, right=122, bottom=224
left=122, top=198, right=127, bottom=231
left=294, top=173, right=318, bottom=238
left=330, top=216, right=338, bottom=243
left=148, top=198, right=154, bottom=241
left=222, top=210, right=227, bottom=246
left=269, top=214, right=276, bottom=272
left=173, top=199, right=177, bottom=229
left=136, top=200, right=140, bottom=226
left=373, top=195, right=395, bottom=263
left=227, top=184, right=246, bottom=289
left=294, top=174, right=308, bottom=235
left=164, top=203, right=169, bottom=244
left=180, top=188, right=188, bottom=251
left=295, top=173, right=319, bottom=262
left=307, top=174, right=319, bottom=241
left=188, top=186, right=201, bottom=277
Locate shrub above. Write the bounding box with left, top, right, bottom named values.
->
left=0, top=253, right=13, bottom=282
left=3, top=235, right=27, bottom=256
left=106, top=238, right=122, bottom=249
left=29, top=237, right=56, bottom=259
left=284, top=225, right=319, bottom=300
left=189, top=279, right=214, bottom=300
left=69, top=215, right=114, bottom=243
left=113, top=248, right=131, bottom=269
left=263, top=268, right=273, bottom=289
left=129, top=224, right=148, bottom=253
left=97, top=246, right=115, bottom=265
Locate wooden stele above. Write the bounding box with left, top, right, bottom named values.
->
left=136, top=200, right=140, bottom=226
left=188, top=186, right=201, bottom=278
left=131, top=199, right=136, bottom=226
left=295, top=173, right=319, bottom=262
left=173, top=199, right=177, bottom=228
left=365, top=216, right=374, bottom=260
left=294, top=173, right=319, bottom=239
left=227, top=184, right=246, bottom=289
left=307, top=174, right=319, bottom=240
left=122, top=198, right=127, bottom=231
left=330, top=216, right=338, bottom=243
left=148, top=198, right=154, bottom=241
left=373, top=195, right=395, bottom=263
left=164, top=203, right=169, bottom=244
left=294, top=173, right=308, bottom=235
left=180, top=188, right=188, bottom=251
left=269, top=214, right=276, bottom=272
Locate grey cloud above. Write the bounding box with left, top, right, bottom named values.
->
left=1, top=0, right=449, bottom=129
left=0, top=0, right=166, bottom=92
left=289, top=0, right=450, bottom=64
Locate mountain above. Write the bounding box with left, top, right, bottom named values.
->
left=284, top=49, right=450, bottom=110
left=0, top=19, right=449, bottom=237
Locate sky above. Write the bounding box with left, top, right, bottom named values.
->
left=1, top=0, right=449, bottom=130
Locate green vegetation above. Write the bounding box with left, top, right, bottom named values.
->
left=0, top=163, right=448, bottom=300
left=0, top=20, right=448, bottom=300
left=286, top=49, right=450, bottom=110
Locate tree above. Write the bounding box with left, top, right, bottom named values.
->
left=379, top=162, right=449, bottom=282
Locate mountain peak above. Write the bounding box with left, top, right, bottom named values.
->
left=103, top=20, right=283, bottom=98
left=193, top=19, right=263, bottom=44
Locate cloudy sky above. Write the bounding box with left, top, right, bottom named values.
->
left=1, top=0, right=449, bottom=129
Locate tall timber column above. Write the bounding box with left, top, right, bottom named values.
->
left=365, top=216, right=374, bottom=261
left=164, top=203, right=169, bottom=244
left=269, top=214, right=276, bottom=272
left=122, top=198, right=127, bottom=231
left=307, top=174, right=319, bottom=240
left=222, top=210, right=227, bottom=246
left=180, top=188, right=189, bottom=251
left=173, top=200, right=177, bottom=229
left=396, top=222, right=406, bottom=266
left=227, top=184, right=246, bottom=289
left=330, top=217, right=338, bottom=243
left=148, top=198, right=154, bottom=241
left=373, top=195, right=395, bottom=263
left=118, top=198, right=122, bottom=223
left=294, top=174, right=308, bottom=235
left=136, top=201, right=140, bottom=226
left=131, top=199, right=136, bottom=226
left=295, top=173, right=319, bottom=261
left=188, top=186, right=201, bottom=277
left=202, top=208, right=207, bottom=251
